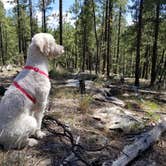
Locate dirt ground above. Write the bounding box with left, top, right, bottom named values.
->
left=0, top=69, right=165, bottom=166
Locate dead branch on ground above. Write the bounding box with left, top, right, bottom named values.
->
left=43, top=115, right=115, bottom=166
left=102, top=119, right=166, bottom=166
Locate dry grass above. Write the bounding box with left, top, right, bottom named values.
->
left=51, top=87, right=79, bottom=99
left=0, top=69, right=166, bottom=165
left=78, top=95, right=93, bottom=113
left=0, top=151, right=27, bottom=166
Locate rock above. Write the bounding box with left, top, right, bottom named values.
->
left=122, top=93, right=130, bottom=97
left=0, top=65, right=13, bottom=72
left=93, top=93, right=107, bottom=102
left=93, top=107, right=142, bottom=132
left=6, top=64, right=13, bottom=71
left=65, top=79, right=79, bottom=87
left=38, top=159, right=52, bottom=166
left=106, top=96, right=126, bottom=107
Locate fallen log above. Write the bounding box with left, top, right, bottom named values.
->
left=107, top=84, right=166, bottom=96
left=102, top=119, right=166, bottom=166
left=93, top=93, right=126, bottom=107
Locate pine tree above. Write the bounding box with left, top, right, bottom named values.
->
left=135, top=0, right=144, bottom=87
left=59, top=0, right=63, bottom=45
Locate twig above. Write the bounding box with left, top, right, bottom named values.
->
left=43, top=114, right=116, bottom=166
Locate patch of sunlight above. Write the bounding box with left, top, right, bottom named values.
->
left=142, top=100, right=160, bottom=112
left=141, top=100, right=161, bottom=122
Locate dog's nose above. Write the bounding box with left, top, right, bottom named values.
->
left=60, top=46, right=64, bottom=54
left=61, top=49, right=64, bottom=54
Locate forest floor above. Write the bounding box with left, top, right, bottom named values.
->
left=0, top=68, right=166, bottom=166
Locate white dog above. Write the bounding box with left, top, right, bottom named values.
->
left=0, top=33, right=64, bottom=149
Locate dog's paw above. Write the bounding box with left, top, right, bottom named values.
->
left=27, top=138, right=38, bottom=147
left=36, top=130, right=46, bottom=139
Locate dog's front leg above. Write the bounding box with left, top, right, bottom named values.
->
left=34, top=101, right=47, bottom=139
left=34, top=85, right=50, bottom=139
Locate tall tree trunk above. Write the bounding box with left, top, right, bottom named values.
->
left=16, top=0, right=22, bottom=54
left=122, top=48, right=125, bottom=75
left=59, top=0, right=63, bottom=45
left=150, top=0, right=160, bottom=86
left=102, top=0, right=108, bottom=74
left=158, top=49, right=165, bottom=82
left=74, top=1, right=78, bottom=69
left=82, top=24, right=86, bottom=72
left=135, top=0, right=144, bottom=87
left=42, top=0, right=46, bottom=32
left=159, top=54, right=166, bottom=83
left=145, top=46, right=151, bottom=79
left=142, top=45, right=149, bottom=78
left=22, top=31, right=27, bottom=62
left=92, top=0, right=99, bottom=74
left=4, top=27, right=8, bottom=61
left=100, top=9, right=105, bottom=73
left=130, top=53, right=134, bottom=76
left=74, top=25, right=78, bottom=69
left=106, top=0, right=113, bottom=78
left=88, top=50, right=92, bottom=73
left=20, top=7, right=27, bottom=62
left=116, top=6, right=122, bottom=74
left=0, top=23, right=5, bottom=65
left=29, top=0, right=33, bottom=38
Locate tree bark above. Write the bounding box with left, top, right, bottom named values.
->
left=106, top=0, right=113, bottom=78
left=158, top=50, right=166, bottom=83
left=92, top=0, right=99, bottom=74
left=74, top=24, right=78, bottom=69
left=103, top=120, right=166, bottom=166
left=116, top=6, right=122, bottom=74
left=42, top=0, right=46, bottom=32
left=29, top=0, right=33, bottom=38
left=135, top=0, right=144, bottom=87
left=74, top=0, right=79, bottom=69
left=4, top=28, right=7, bottom=61
left=59, top=0, right=63, bottom=45
left=16, top=0, right=22, bottom=54
left=82, top=23, right=86, bottom=72
left=142, top=45, right=149, bottom=78
left=0, top=23, right=5, bottom=65
left=102, top=0, right=108, bottom=74
left=150, top=0, right=160, bottom=86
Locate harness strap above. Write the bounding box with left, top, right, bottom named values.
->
left=24, top=66, right=49, bottom=79
left=13, top=66, right=49, bottom=104
left=13, top=81, right=36, bottom=104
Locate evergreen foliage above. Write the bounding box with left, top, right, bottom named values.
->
left=0, top=0, right=165, bottom=87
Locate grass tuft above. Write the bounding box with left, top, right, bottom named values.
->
left=78, top=95, right=93, bottom=113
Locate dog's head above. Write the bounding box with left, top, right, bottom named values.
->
left=30, top=33, right=64, bottom=58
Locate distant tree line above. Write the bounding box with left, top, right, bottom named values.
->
left=0, top=0, right=165, bottom=87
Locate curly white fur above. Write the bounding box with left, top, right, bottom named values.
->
left=0, top=33, right=64, bottom=149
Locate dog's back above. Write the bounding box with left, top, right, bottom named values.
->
left=0, top=71, right=39, bottom=149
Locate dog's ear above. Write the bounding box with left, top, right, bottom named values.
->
left=36, top=39, right=45, bottom=53
left=32, top=37, right=50, bottom=55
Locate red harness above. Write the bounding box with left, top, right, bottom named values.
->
left=13, top=66, right=49, bottom=104
left=24, top=66, right=49, bottom=79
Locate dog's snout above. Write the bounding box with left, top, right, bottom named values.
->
left=57, top=45, right=65, bottom=55
left=59, top=45, right=64, bottom=54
